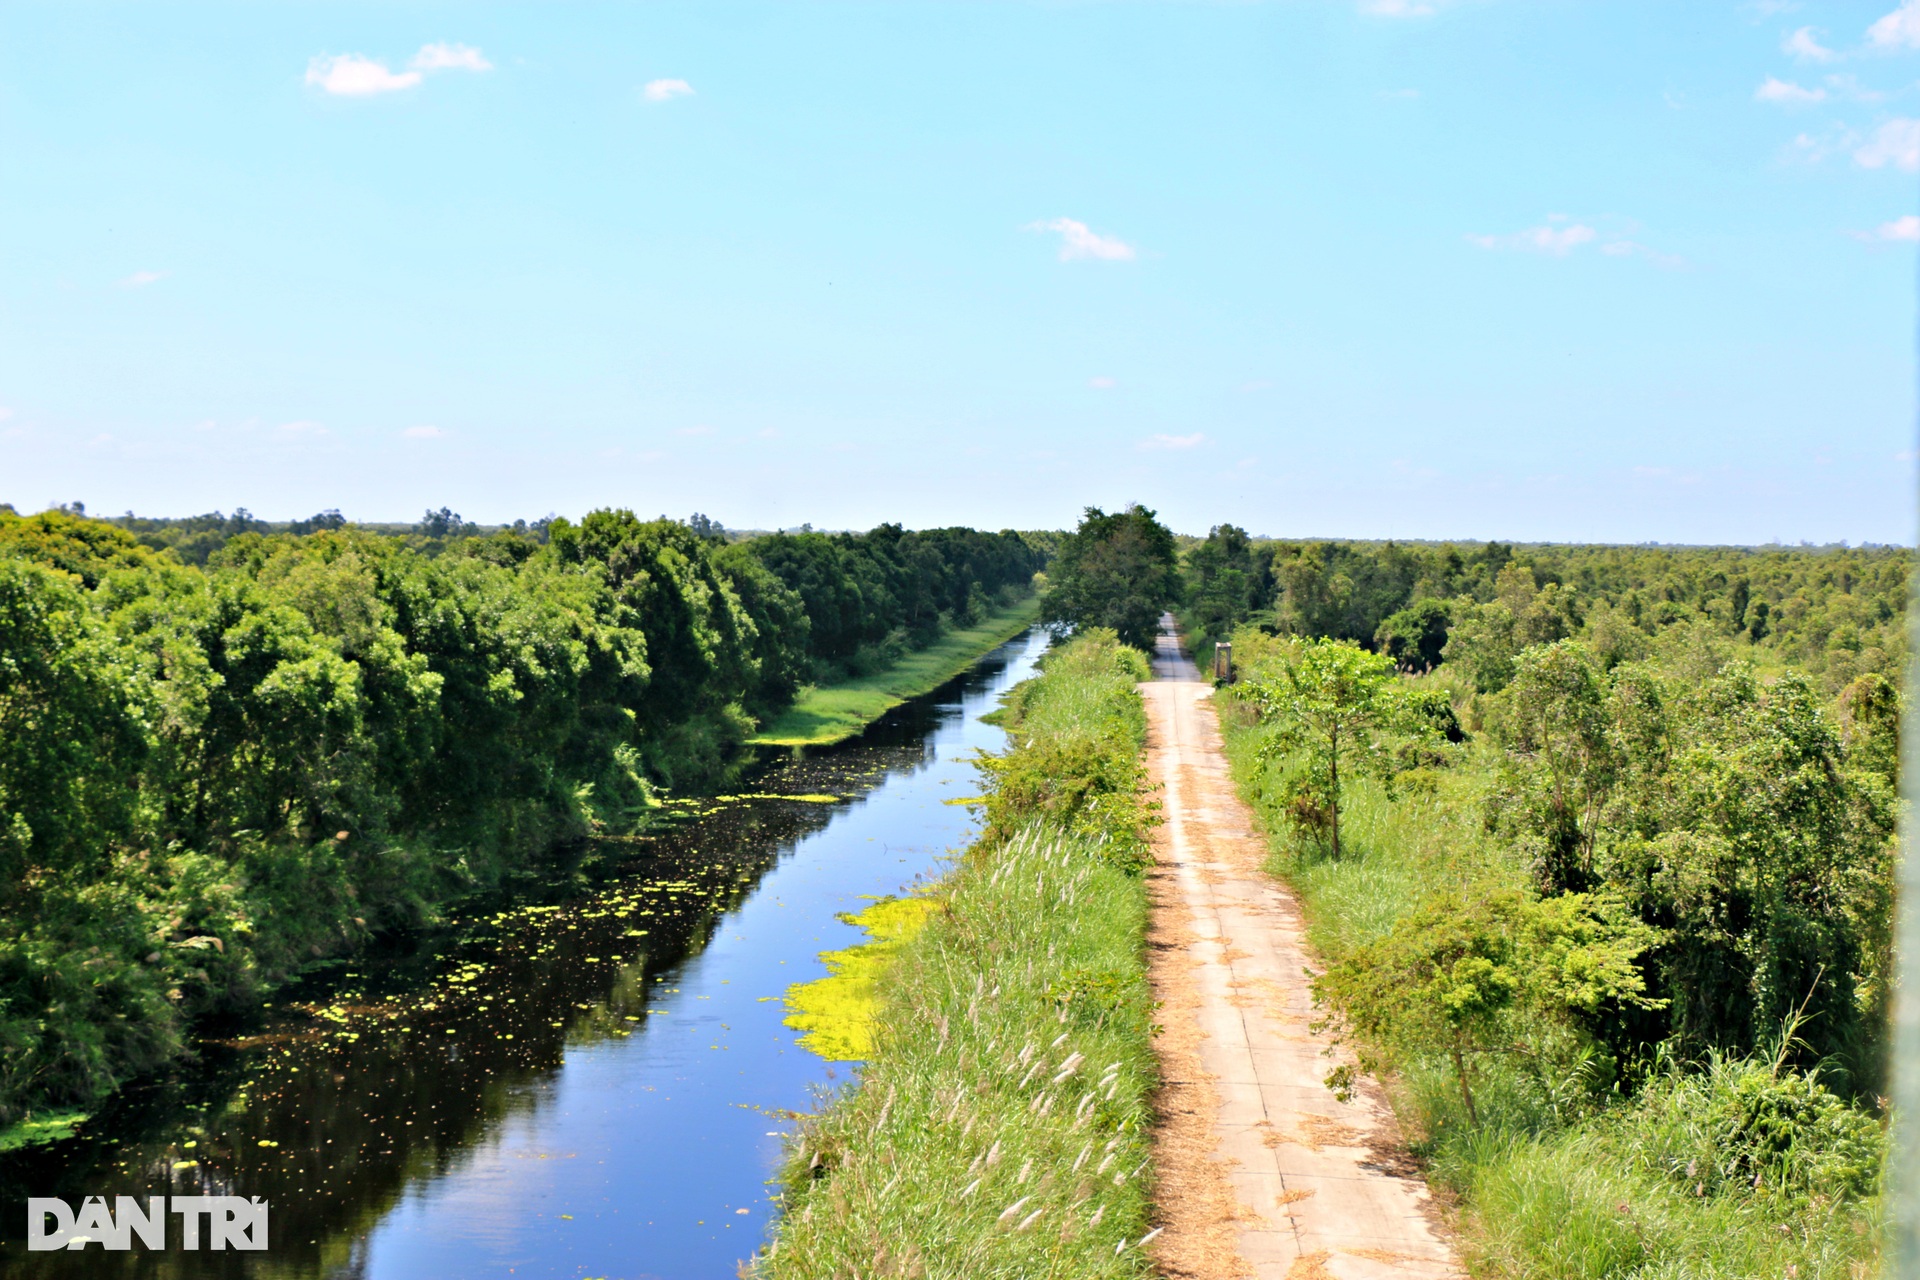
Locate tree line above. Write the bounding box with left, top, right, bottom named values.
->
left=0, top=507, right=1043, bottom=1127
left=1181, top=523, right=1905, bottom=695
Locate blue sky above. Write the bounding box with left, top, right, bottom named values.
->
left=1, top=1, right=1914, bottom=542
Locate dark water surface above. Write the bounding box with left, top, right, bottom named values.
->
left=1, top=630, right=1048, bottom=1280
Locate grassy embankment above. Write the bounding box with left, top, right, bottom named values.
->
left=1212, top=631, right=1882, bottom=1279
left=754, top=631, right=1161, bottom=1279
left=749, top=595, right=1043, bottom=746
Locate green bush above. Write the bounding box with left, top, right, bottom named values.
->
left=977, top=629, right=1152, bottom=870
left=1631, top=1055, right=1884, bottom=1202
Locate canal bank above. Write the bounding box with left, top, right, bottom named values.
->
left=748, top=595, right=1043, bottom=748
left=752, top=630, right=1161, bottom=1280
left=0, top=630, right=1050, bottom=1278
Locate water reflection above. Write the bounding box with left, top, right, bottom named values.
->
left=0, top=630, right=1046, bottom=1279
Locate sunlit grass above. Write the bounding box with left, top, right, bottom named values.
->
left=1444, top=1120, right=1881, bottom=1280
left=754, top=827, right=1156, bottom=1280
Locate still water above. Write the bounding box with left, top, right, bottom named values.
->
left=0, top=630, right=1049, bottom=1279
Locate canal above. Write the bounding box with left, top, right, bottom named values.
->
left=0, top=629, right=1049, bottom=1279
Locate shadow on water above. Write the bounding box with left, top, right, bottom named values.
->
left=0, top=629, right=1050, bottom=1280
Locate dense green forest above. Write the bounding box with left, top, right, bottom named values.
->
left=0, top=506, right=1043, bottom=1128
left=1181, top=525, right=1906, bottom=695
left=1141, top=522, right=1907, bottom=1276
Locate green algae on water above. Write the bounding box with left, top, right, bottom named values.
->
left=782, top=896, right=938, bottom=1061
left=714, top=793, right=842, bottom=804
left=0, top=1109, right=90, bottom=1153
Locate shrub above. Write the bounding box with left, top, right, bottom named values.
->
left=1631, top=1054, right=1884, bottom=1202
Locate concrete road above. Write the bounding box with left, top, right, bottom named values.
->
left=1142, top=615, right=1460, bottom=1280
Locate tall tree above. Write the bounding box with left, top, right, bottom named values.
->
left=1185, top=523, right=1258, bottom=639
left=1041, top=505, right=1179, bottom=651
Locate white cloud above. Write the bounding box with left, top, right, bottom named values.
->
left=1468, top=216, right=1682, bottom=264
left=1856, top=213, right=1920, bottom=240
left=1787, top=125, right=1858, bottom=163
left=1869, top=0, right=1920, bottom=49
left=1823, top=73, right=1892, bottom=101
left=1360, top=0, right=1438, bottom=15
left=1141, top=433, right=1206, bottom=450
left=306, top=53, right=422, bottom=96
left=119, top=270, right=167, bottom=288
left=306, top=44, right=489, bottom=96
left=675, top=424, right=714, bottom=435
left=1855, top=116, right=1920, bottom=168
left=1755, top=76, right=1827, bottom=103
left=1599, top=240, right=1689, bottom=269
left=1784, top=26, right=1838, bottom=61
left=1088, top=376, right=1117, bottom=389
left=1468, top=220, right=1599, bottom=255
left=402, top=425, right=447, bottom=439
left=643, top=78, right=695, bottom=102
left=410, top=42, right=491, bottom=72
left=1029, top=217, right=1137, bottom=262
left=280, top=420, right=329, bottom=436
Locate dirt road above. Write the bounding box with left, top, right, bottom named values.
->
left=1142, top=617, right=1459, bottom=1280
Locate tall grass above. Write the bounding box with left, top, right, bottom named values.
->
left=1442, top=1112, right=1881, bottom=1280
left=1213, top=641, right=1883, bottom=1280
left=753, top=631, right=1159, bottom=1279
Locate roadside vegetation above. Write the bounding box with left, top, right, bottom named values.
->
left=1191, top=533, right=1903, bottom=1278
left=0, top=504, right=1044, bottom=1133
left=756, top=630, right=1161, bottom=1279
